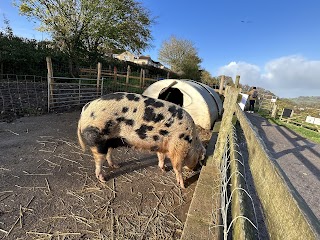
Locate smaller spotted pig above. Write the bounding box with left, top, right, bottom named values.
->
left=77, top=92, right=206, bottom=189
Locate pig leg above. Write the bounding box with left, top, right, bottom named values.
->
left=157, top=152, right=166, bottom=172
left=168, top=152, right=185, bottom=188
left=106, top=148, right=120, bottom=168
left=91, top=147, right=106, bottom=182
left=167, top=143, right=188, bottom=189
left=172, top=160, right=185, bottom=189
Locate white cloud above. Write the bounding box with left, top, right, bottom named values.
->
left=217, top=61, right=261, bottom=87
left=216, top=56, right=320, bottom=98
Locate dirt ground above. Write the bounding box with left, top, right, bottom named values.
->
left=2, top=110, right=318, bottom=239
left=0, top=111, right=212, bottom=240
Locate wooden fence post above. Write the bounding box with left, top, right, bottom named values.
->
left=167, top=71, right=170, bottom=79
left=271, top=104, right=278, bottom=118
left=97, top=62, right=102, bottom=94
left=126, top=65, right=131, bottom=91
left=140, top=68, right=143, bottom=89
left=113, top=66, right=117, bottom=83
left=219, top=75, right=225, bottom=95
left=235, top=75, right=240, bottom=88
left=46, top=56, right=54, bottom=112
left=280, top=108, right=284, bottom=120
left=142, top=69, right=145, bottom=88
left=213, top=86, right=241, bottom=165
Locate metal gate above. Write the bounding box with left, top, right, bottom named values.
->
left=47, top=76, right=105, bottom=112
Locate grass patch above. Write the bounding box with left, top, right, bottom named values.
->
left=267, top=117, right=320, bottom=144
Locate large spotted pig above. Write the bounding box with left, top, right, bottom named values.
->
left=77, top=92, right=206, bottom=189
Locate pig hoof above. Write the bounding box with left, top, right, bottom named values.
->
left=97, top=174, right=106, bottom=183
left=159, top=165, right=167, bottom=172
left=110, top=163, right=120, bottom=169
left=178, top=181, right=186, bottom=189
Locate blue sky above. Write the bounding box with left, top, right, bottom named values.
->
left=1, top=0, right=320, bottom=98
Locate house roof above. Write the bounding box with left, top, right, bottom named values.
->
left=139, top=56, right=151, bottom=60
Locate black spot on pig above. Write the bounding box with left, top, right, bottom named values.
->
left=143, top=107, right=154, bottom=122
left=82, top=126, right=101, bottom=147
left=153, top=135, right=159, bottom=141
left=176, top=109, right=183, bottom=120
left=168, top=105, right=184, bottom=120
left=143, top=107, right=164, bottom=123
left=165, top=118, right=174, bottom=127
left=97, top=138, right=130, bottom=154
left=122, top=107, right=129, bottom=113
left=144, top=98, right=155, bottom=106
left=116, top=117, right=125, bottom=122
left=102, top=120, right=116, bottom=135
left=125, top=119, right=134, bottom=126
left=179, top=133, right=185, bottom=139
left=126, top=93, right=140, bottom=101
left=159, top=129, right=169, bottom=136
left=135, top=124, right=154, bottom=139
left=154, top=113, right=164, bottom=122
left=133, top=108, right=137, bottom=113
left=144, top=98, right=164, bottom=108
left=116, top=117, right=134, bottom=126
left=184, top=135, right=192, bottom=143
left=90, top=112, right=96, bottom=119
left=101, top=92, right=125, bottom=101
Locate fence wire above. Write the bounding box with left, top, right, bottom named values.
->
left=219, top=125, right=260, bottom=240
left=0, top=73, right=157, bottom=121
left=0, top=74, right=47, bottom=121
left=47, top=75, right=148, bottom=112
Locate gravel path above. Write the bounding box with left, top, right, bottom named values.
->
left=245, top=113, right=320, bottom=221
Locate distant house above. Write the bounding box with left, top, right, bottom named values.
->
left=153, top=61, right=165, bottom=69
left=135, top=55, right=153, bottom=66
left=113, top=51, right=167, bottom=70
left=136, top=56, right=168, bottom=69
left=113, top=51, right=138, bottom=62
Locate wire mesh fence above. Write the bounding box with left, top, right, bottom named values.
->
left=219, top=125, right=260, bottom=239
left=47, top=73, right=158, bottom=112
left=0, top=71, right=161, bottom=121
left=0, top=74, right=47, bottom=122
left=0, top=56, right=174, bottom=120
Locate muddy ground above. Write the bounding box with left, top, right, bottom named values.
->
left=0, top=111, right=212, bottom=239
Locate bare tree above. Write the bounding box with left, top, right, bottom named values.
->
left=158, top=35, right=201, bottom=79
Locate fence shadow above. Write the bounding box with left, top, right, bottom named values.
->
left=246, top=113, right=320, bottom=181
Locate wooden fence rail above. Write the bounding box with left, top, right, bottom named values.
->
left=279, top=110, right=320, bottom=132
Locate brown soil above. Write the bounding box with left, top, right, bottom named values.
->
left=0, top=111, right=211, bottom=239
left=2, top=110, right=317, bottom=239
